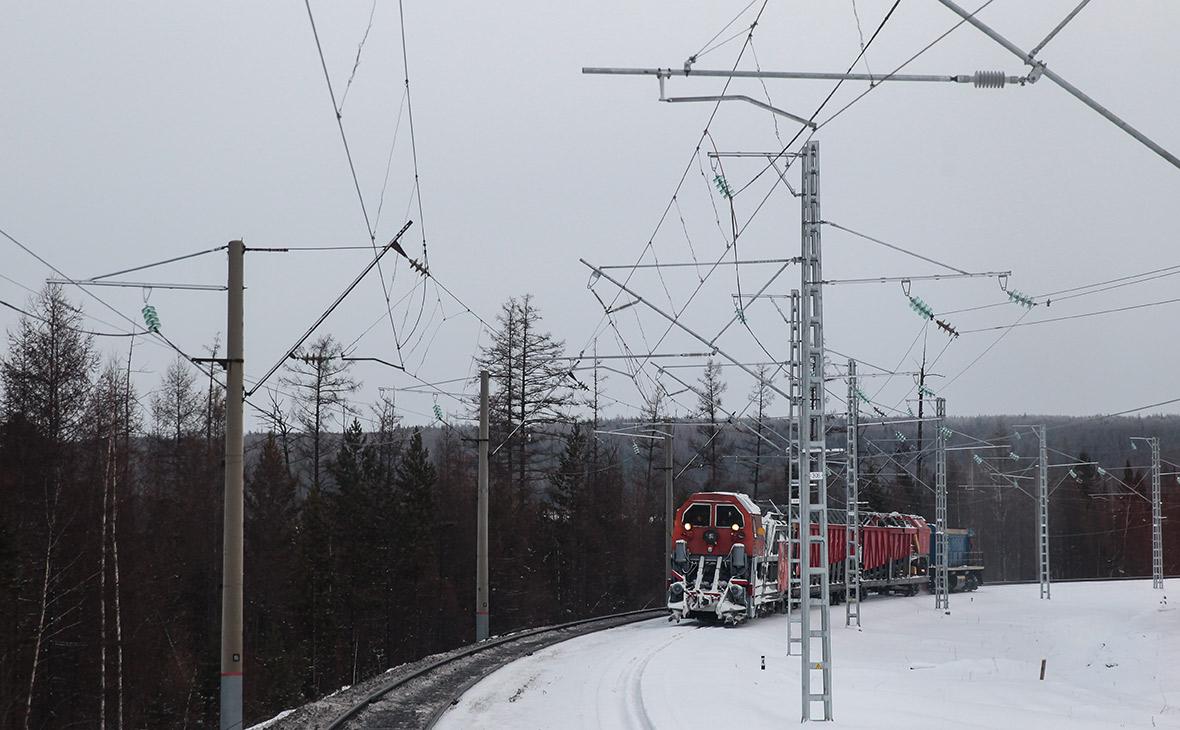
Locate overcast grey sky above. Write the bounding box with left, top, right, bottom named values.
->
left=3, top=1, right=1180, bottom=428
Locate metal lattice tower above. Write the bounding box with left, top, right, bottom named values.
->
left=1034, top=425, right=1051, bottom=600
left=845, top=359, right=861, bottom=627
left=934, top=397, right=949, bottom=613
left=1150, top=437, right=1164, bottom=590
left=787, top=289, right=804, bottom=656
left=797, top=140, right=833, bottom=722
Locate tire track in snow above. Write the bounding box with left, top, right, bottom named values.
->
left=616, top=624, right=700, bottom=730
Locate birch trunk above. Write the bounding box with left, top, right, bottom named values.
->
left=23, top=515, right=54, bottom=730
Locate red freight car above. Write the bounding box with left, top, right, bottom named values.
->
left=777, top=512, right=930, bottom=601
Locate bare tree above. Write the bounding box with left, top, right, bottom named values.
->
left=477, top=295, right=572, bottom=495
left=1, top=285, right=97, bottom=730
left=744, top=364, right=776, bottom=499
left=150, top=356, right=202, bottom=442
left=691, top=359, right=727, bottom=489
left=202, top=334, right=225, bottom=448
left=259, top=390, right=297, bottom=472
left=280, top=335, right=359, bottom=491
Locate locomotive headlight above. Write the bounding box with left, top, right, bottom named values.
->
left=684, top=523, right=692, bottom=531
left=731, top=524, right=740, bottom=531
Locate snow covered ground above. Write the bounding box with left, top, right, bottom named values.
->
left=436, top=580, right=1177, bottom=729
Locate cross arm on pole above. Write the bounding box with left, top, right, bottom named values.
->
left=581, top=258, right=794, bottom=403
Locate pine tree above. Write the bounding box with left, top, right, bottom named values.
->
left=245, top=435, right=301, bottom=715
left=394, top=429, right=438, bottom=651
left=296, top=479, right=336, bottom=697
left=329, top=420, right=389, bottom=682
left=546, top=424, right=590, bottom=614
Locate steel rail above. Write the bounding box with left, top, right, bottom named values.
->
left=324, top=608, right=665, bottom=730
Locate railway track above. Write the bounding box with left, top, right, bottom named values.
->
left=323, top=608, right=666, bottom=730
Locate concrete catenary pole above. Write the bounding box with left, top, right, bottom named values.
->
left=220, top=241, right=245, bottom=730
left=476, top=370, right=490, bottom=641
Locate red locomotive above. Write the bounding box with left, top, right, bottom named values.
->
left=667, top=491, right=942, bottom=624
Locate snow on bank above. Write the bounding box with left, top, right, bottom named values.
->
left=246, top=708, right=294, bottom=729
left=436, top=580, right=1177, bottom=729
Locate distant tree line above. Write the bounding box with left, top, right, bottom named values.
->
left=0, top=286, right=1176, bottom=727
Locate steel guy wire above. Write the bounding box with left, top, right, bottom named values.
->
left=373, top=87, right=410, bottom=234
left=342, top=275, right=428, bottom=356
left=84, top=245, right=229, bottom=282
left=940, top=263, right=1180, bottom=316
left=748, top=37, right=783, bottom=145
left=860, top=437, right=937, bottom=495
left=0, top=298, right=139, bottom=338
left=687, top=0, right=760, bottom=63
left=813, top=0, right=997, bottom=132
left=397, top=0, right=429, bottom=271
left=0, top=227, right=330, bottom=434
left=490, top=3, right=774, bottom=456
left=732, top=0, right=902, bottom=199
left=0, top=271, right=159, bottom=339
left=581, top=5, right=768, bottom=351
left=303, top=0, right=405, bottom=366
left=939, top=306, right=1031, bottom=391
left=336, top=0, right=377, bottom=115
left=871, top=321, right=927, bottom=400
left=850, top=0, right=874, bottom=78
left=672, top=196, right=706, bottom=282
left=0, top=225, right=228, bottom=389
left=823, top=221, right=972, bottom=275
left=890, top=330, right=956, bottom=412
left=959, top=295, right=1180, bottom=334
left=696, top=149, right=732, bottom=248
left=248, top=221, right=413, bottom=396
left=1044, top=444, right=1152, bottom=502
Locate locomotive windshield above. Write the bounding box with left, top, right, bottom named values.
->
left=716, top=504, right=744, bottom=529
left=684, top=503, right=711, bottom=527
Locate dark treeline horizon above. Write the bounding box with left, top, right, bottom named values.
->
left=2, top=286, right=1176, bottom=728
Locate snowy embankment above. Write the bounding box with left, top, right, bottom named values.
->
left=436, top=580, right=1176, bottom=729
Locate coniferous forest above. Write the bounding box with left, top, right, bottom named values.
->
left=2, top=286, right=1176, bottom=727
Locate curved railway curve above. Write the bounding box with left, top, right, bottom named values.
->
left=261, top=576, right=1173, bottom=729
left=313, top=608, right=666, bottom=729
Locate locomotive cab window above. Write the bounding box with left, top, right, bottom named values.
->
left=716, top=504, right=743, bottom=529
left=684, top=503, right=711, bottom=528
